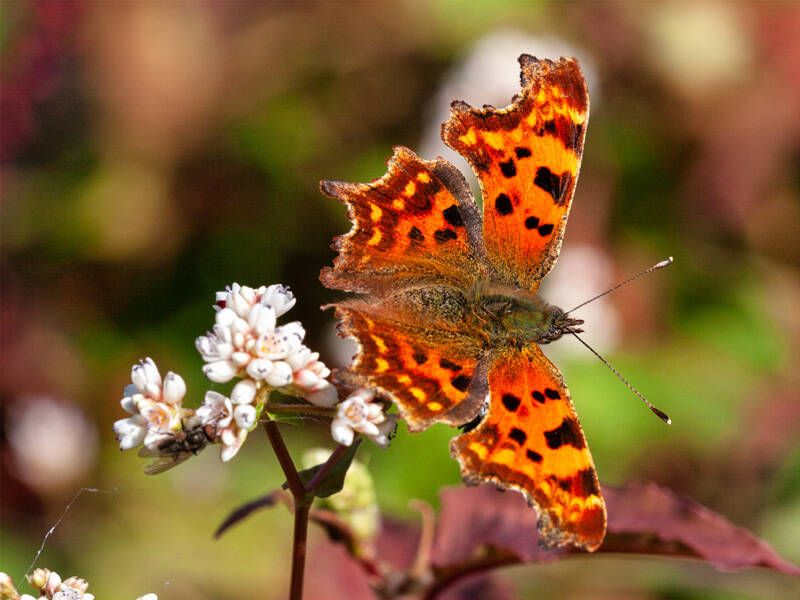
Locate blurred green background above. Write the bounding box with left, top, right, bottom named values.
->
left=2, top=1, right=799, bottom=598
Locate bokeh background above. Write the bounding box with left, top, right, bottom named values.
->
left=2, top=1, right=799, bottom=598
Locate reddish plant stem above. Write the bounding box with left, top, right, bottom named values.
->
left=263, top=420, right=305, bottom=499
left=290, top=502, right=311, bottom=600
left=262, top=419, right=310, bottom=600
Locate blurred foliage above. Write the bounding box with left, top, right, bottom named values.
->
left=2, top=1, right=799, bottom=598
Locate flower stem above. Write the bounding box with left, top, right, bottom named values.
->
left=263, top=420, right=305, bottom=499
left=262, top=419, right=311, bottom=600
left=267, top=402, right=337, bottom=418
left=290, top=502, right=311, bottom=600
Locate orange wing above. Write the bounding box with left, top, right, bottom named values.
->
left=320, top=146, right=483, bottom=296
left=451, top=345, right=606, bottom=551
left=333, top=302, right=484, bottom=432
left=443, top=56, right=589, bottom=291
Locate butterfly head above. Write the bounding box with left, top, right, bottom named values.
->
left=540, top=307, right=584, bottom=344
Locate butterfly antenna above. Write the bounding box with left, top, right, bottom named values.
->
left=570, top=332, right=671, bottom=425
left=565, top=257, right=673, bottom=315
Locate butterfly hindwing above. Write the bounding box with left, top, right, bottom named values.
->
left=443, top=55, right=589, bottom=291
left=333, top=302, right=483, bottom=432
left=450, top=345, right=606, bottom=551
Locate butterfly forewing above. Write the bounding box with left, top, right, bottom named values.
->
left=442, top=56, right=589, bottom=291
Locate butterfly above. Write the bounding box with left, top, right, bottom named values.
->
left=320, top=56, right=605, bottom=551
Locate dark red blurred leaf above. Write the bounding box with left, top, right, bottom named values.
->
left=432, top=485, right=558, bottom=567
left=214, top=489, right=288, bottom=539
left=604, top=482, right=800, bottom=575
left=431, top=483, right=799, bottom=576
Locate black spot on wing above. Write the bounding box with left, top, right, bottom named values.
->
left=439, top=358, right=462, bottom=371
left=434, top=228, right=457, bottom=243
left=501, top=393, right=521, bottom=412
left=442, top=204, right=464, bottom=227
left=533, top=166, right=572, bottom=206
left=408, top=226, right=424, bottom=242
left=451, top=374, right=471, bottom=392
left=537, top=223, right=554, bottom=237
left=495, top=193, right=513, bottom=215
left=508, top=427, right=527, bottom=445
left=524, top=216, right=540, bottom=230
left=544, top=417, right=585, bottom=450
left=412, top=352, right=428, bottom=365
left=514, top=147, right=532, bottom=159
left=499, top=159, right=517, bottom=178
left=532, top=390, right=545, bottom=404
left=526, top=449, right=543, bottom=463
left=544, top=388, right=561, bottom=399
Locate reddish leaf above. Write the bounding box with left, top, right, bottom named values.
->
left=431, top=483, right=799, bottom=576
left=432, top=485, right=557, bottom=567
left=604, top=482, right=800, bottom=575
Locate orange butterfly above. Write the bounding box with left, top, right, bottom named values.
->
left=321, top=56, right=605, bottom=551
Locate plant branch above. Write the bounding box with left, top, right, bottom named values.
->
left=262, top=419, right=305, bottom=499
left=290, top=503, right=311, bottom=600
left=267, top=402, right=338, bottom=418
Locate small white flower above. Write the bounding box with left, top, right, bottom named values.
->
left=331, top=389, right=396, bottom=447
left=260, top=283, right=296, bottom=317
left=233, top=404, right=257, bottom=429
left=230, top=379, right=257, bottom=405
left=287, top=347, right=339, bottom=407
left=196, top=391, right=253, bottom=462
left=113, top=359, right=188, bottom=454
left=136, top=595, right=158, bottom=600
left=197, top=391, right=233, bottom=428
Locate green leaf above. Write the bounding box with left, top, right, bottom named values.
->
left=289, top=444, right=359, bottom=500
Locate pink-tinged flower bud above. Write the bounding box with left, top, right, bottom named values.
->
left=0, top=572, right=19, bottom=599
left=260, top=284, right=296, bottom=317
left=233, top=404, right=257, bottom=429
left=215, top=307, right=237, bottom=328
left=294, top=369, right=319, bottom=389
left=306, top=382, right=339, bottom=407
left=131, top=363, right=148, bottom=392
left=248, top=304, right=277, bottom=336
left=331, top=419, right=355, bottom=446
left=202, top=360, right=238, bottom=383
left=220, top=428, right=247, bottom=462
left=140, top=357, right=162, bottom=386
left=246, top=358, right=273, bottom=380
left=264, top=361, right=293, bottom=387
left=28, top=568, right=53, bottom=592
left=231, top=351, right=251, bottom=367
left=161, top=372, right=186, bottom=405
left=231, top=379, right=257, bottom=405
left=114, top=416, right=148, bottom=450
left=61, top=577, right=89, bottom=593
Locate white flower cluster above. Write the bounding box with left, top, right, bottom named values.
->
left=0, top=569, right=156, bottom=600
left=196, top=283, right=337, bottom=407
left=331, top=388, right=397, bottom=448
left=114, top=283, right=342, bottom=467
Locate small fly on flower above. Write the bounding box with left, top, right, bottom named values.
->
left=137, top=422, right=218, bottom=475
left=139, top=424, right=217, bottom=475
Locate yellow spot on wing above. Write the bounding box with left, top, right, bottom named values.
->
left=396, top=374, right=411, bottom=384
left=370, top=204, right=382, bottom=222
left=468, top=441, right=488, bottom=460
left=403, top=181, right=416, bottom=196
left=367, top=229, right=382, bottom=246
left=370, top=334, right=388, bottom=353
left=417, top=172, right=431, bottom=183
left=492, top=448, right=517, bottom=466
left=375, top=357, right=389, bottom=373
left=482, top=131, right=505, bottom=150
left=427, top=401, right=443, bottom=411
left=459, top=128, right=477, bottom=146
left=410, top=387, right=426, bottom=401
left=392, top=199, right=405, bottom=210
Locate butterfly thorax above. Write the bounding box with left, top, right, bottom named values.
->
left=468, top=283, right=584, bottom=348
